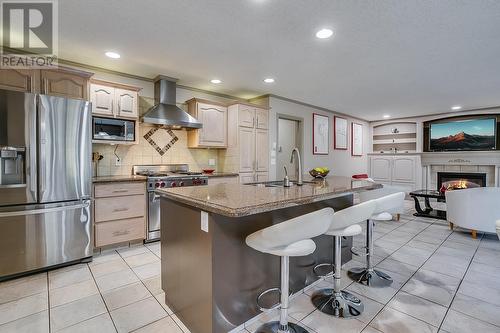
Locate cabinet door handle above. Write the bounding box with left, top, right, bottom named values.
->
left=113, top=207, right=129, bottom=212
left=112, top=189, right=129, bottom=193
left=112, top=230, right=130, bottom=237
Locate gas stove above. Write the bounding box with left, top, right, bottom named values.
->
left=133, top=164, right=208, bottom=190
left=133, top=164, right=209, bottom=242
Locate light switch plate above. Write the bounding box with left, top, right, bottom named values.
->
left=201, top=211, right=209, bottom=232
left=115, top=157, right=121, bottom=166
left=208, top=159, right=216, bottom=166
left=271, top=158, right=276, bottom=165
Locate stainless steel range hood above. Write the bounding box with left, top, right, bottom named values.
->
left=142, top=75, right=202, bottom=129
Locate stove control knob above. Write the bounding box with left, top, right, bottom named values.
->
left=179, top=181, right=185, bottom=187
left=171, top=182, right=177, bottom=187
left=154, top=182, right=160, bottom=188
left=160, top=182, right=165, bottom=188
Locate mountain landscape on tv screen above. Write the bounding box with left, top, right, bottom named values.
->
left=430, top=131, right=495, bottom=150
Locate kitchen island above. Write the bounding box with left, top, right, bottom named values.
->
left=156, top=176, right=381, bottom=333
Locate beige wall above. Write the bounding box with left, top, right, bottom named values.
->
left=262, top=96, right=370, bottom=179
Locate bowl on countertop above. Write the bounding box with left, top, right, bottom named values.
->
left=309, top=169, right=330, bottom=179
left=202, top=169, right=215, bottom=174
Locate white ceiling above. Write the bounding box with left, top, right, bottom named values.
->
left=59, top=0, right=500, bottom=121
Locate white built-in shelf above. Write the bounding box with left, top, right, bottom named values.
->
left=372, top=121, right=418, bottom=153
left=373, top=138, right=417, bottom=145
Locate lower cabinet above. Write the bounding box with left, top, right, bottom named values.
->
left=239, top=172, right=268, bottom=183
left=93, top=181, right=147, bottom=248
left=207, top=176, right=239, bottom=185
left=369, top=154, right=421, bottom=192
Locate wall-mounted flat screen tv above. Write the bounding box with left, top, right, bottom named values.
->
left=430, top=118, right=497, bottom=151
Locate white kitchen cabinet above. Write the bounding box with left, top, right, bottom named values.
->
left=256, top=108, right=269, bottom=129
left=369, top=154, right=421, bottom=192
left=238, top=105, right=256, bottom=128
left=370, top=156, right=392, bottom=182
left=239, top=173, right=256, bottom=184
left=90, top=80, right=140, bottom=119
left=256, top=172, right=269, bottom=182
left=392, top=156, right=417, bottom=182
left=115, top=88, right=138, bottom=118
left=255, top=129, right=269, bottom=172
left=90, top=84, right=114, bottom=117
left=187, top=99, right=227, bottom=148
left=239, top=127, right=256, bottom=173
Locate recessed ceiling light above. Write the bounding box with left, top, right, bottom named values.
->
left=263, top=78, right=275, bottom=83
left=383, top=114, right=391, bottom=119
left=316, top=28, right=334, bottom=39
left=210, top=79, right=222, bottom=84
left=451, top=105, right=462, bottom=110
left=105, top=51, right=120, bottom=59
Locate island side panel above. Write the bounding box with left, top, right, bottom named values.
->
left=211, top=194, right=354, bottom=333
left=161, top=198, right=213, bottom=333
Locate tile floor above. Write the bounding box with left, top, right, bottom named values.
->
left=1, top=200, right=500, bottom=333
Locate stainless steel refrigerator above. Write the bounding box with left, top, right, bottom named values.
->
left=0, top=89, right=92, bottom=280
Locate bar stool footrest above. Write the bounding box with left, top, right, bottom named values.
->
left=350, top=246, right=368, bottom=257
left=256, top=288, right=282, bottom=312
left=313, top=263, right=334, bottom=278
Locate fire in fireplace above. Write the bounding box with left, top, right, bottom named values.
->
left=437, top=172, right=486, bottom=192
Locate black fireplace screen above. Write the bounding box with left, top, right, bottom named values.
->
left=437, top=172, right=486, bottom=191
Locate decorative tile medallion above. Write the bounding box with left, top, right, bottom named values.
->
left=143, top=127, right=179, bottom=156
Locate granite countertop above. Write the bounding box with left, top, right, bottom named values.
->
left=203, top=172, right=239, bottom=178
left=92, top=175, right=147, bottom=183
left=156, top=176, right=382, bottom=217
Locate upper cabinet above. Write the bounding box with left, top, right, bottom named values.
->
left=238, top=104, right=269, bottom=129
left=40, top=68, right=92, bottom=100
left=90, top=80, right=140, bottom=119
left=256, top=108, right=269, bottom=129
left=90, top=84, right=114, bottom=116
left=186, top=98, right=227, bottom=148
left=0, top=69, right=39, bottom=92
left=0, top=67, right=92, bottom=99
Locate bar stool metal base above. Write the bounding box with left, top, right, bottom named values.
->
left=311, top=288, right=364, bottom=318
left=254, top=321, right=309, bottom=333
left=347, top=267, right=393, bottom=288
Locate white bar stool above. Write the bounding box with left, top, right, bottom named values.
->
left=348, top=191, right=405, bottom=287
left=246, top=208, right=334, bottom=333
left=311, top=200, right=376, bottom=318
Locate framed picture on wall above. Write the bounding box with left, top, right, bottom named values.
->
left=313, top=113, right=329, bottom=155
left=334, top=116, right=348, bottom=150
left=351, top=122, right=363, bottom=156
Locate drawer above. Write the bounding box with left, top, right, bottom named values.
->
left=95, top=217, right=145, bottom=247
left=95, top=194, right=145, bottom=222
left=94, top=182, right=145, bottom=198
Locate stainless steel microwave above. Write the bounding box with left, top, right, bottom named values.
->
left=92, top=117, right=135, bottom=142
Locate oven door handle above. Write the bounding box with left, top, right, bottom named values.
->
left=152, top=194, right=161, bottom=202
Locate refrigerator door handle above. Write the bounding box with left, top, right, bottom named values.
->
left=0, top=201, right=90, bottom=218
left=28, top=100, right=37, bottom=198
left=38, top=97, right=47, bottom=197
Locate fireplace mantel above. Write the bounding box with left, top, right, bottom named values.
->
left=419, top=151, right=500, bottom=188
left=420, top=151, right=500, bottom=166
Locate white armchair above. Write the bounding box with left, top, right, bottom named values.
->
left=445, top=187, right=500, bottom=239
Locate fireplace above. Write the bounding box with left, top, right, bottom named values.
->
left=437, top=172, right=486, bottom=192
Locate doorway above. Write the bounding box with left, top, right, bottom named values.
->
left=277, top=117, right=302, bottom=180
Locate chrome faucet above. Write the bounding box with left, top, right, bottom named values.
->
left=290, top=148, right=303, bottom=186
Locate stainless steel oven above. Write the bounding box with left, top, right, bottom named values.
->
left=92, top=116, right=135, bottom=142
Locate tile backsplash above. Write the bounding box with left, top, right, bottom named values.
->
left=93, top=96, right=219, bottom=177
